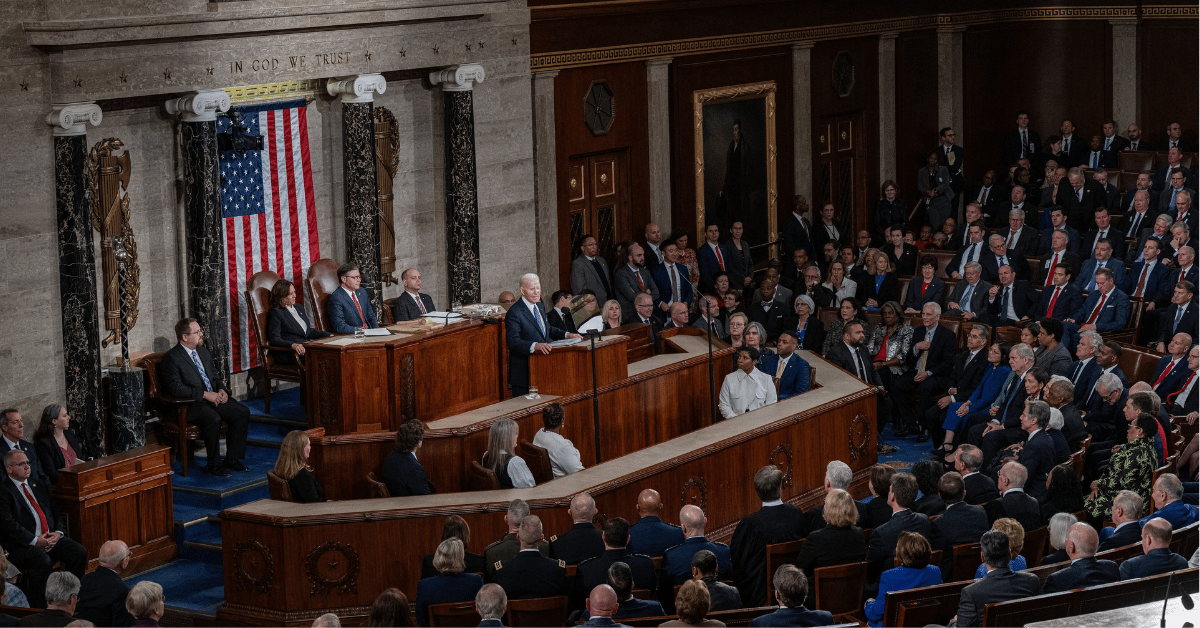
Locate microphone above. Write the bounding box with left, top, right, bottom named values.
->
left=1161, top=570, right=1196, bottom=628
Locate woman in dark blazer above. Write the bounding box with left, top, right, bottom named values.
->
left=873, top=180, right=907, bottom=244
left=902, top=254, right=946, bottom=314
left=420, top=515, right=488, bottom=579
left=785, top=295, right=826, bottom=353
left=33, top=404, right=83, bottom=486
left=273, top=430, right=324, bottom=503
left=856, top=251, right=901, bottom=311
left=795, top=489, right=867, bottom=608
left=416, top=539, right=484, bottom=627
left=266, top=279, right=331, bottom=363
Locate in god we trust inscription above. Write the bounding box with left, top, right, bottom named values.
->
left=229, top=51, right=355, bottom=74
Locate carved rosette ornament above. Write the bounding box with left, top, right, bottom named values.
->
left=306, top=541, right=361, bottom=596
left=46, top=102, right=103, bottom=137
left=164, top=90, right=232, bottom=123
left=327, top=74, right=387, bottom=103
left=233, top=540, right=274, bottom=594
left=681, top=476, right=708, bottom=511
left=849, top=413, right=871, bottom=460
left=769, top=444, right=795, bottom=488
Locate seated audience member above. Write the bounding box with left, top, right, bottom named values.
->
left=327, top=263, right=379, bottom=333
left=76, top=540, right=135, bottom=627
left=1120, top=517, right=1190, bottom=579
left=1086, top=413, right=1158, bottom=519
left=866, top=473, right=932, bottom=589
left=661, top=579, right=723, bottom=628
left=1141, top=473, right=1199, bottom=529
left=1156, top=282, right=1197, bottom=353
left=804, top=461, right=866, bottom=530
left=939, top=342, right=1012, bottom=455
left=663, top=506, right=732, bottom=585
left=904, top=255, right=946, bottom=314
left=748, top=566, right=833, bottom=628
left=0, top=449, right=87, bottom=609
left=930, top=472, right=989, bottom=579
left=273, top=430, right=324, bottom=503
left=0, top=550, right=26, bottom=609
left=1044, top=379, right=1087, bottom=453
left=382, top=420, right=435, bottom=497
left=393, top=268, right=437, bottom=322
left=475, top=584, right=507, bottom=628
left=822, top=297, right=867, bottom=356
left=368, top=588, right=417, bottom=627
left=747, top=280, right=788, bottom=339
left=32, top=405, right=82, bottom=487
left=861, top=464, right=896, bottom=529
left=497, top=291, right=518, bottom=310
left=312, top=613, right=342, bottom=627
left=532, top=403, right=583, bottom=478
left=1010, top=400, right=1058, bottom=501
left=420, top=515, right=487, bottom=578
left=1099, top=490, right=1144, bottom=551
left=580, top=563, right=663, bottom=621
left=1041, top=523, right=1120, bottom=593
left=948, top=530, right=1041, bottom=627
left=158, top=318, right=252, bottom=477
left=756, top=331, right=811, bottom=400
left=690, top=550, right=741, bottom=612
left=627, top=489, right=685, bottom=558
left=579, top=585, right=626, bottom=628
left=955, top=445, right=1000, bottom=504
left=857, top=251, right=900, bottom=311
left=19, top=571, right=80, bottom=627
left=730, top=466, right=806, bottom=607
left=481, top=418, right=535, bottom=489
left=578, top=518, right=655, bottom=602
left=784, top=294, right=825, bottom=353
left=717, top=347, right=777, bottom=418
left=984, top=462, right=1041, bottom=532
left=865, top=532, right=941, bottom=628
left=0, top=410, right=50, bottom=488
left=663, top=302, right=690, bottom=331
left=974, top=518, right=1027, bottom=578
left=492, top=516, right=570, bottom=600
left=892, top=303, right=956, bottom=441
left=483, top=500, right=550, bottom=580
left=1033, top=319, right=1072, bottom=377
left=911, top=460, right=946, bottom=516
left=125, top=581, right=165, bottom=628
left=742, top=322, right=773, bottom=364
left=600, top=300, right=624, bottom=331
left=265, top=279, right=330, bottom=363
left=1042, top=512, right=1078, bottom=565
left=416, top=539, right=483, bottom=627
left=1040, top=463, right=1085, bottom=524
left=550, top=493, right=605, bottom=565
left=795, top=489, right=866, bottom=607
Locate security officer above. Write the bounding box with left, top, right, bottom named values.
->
left=492, top=515, right=570, bottom=600
left=549, top=493, right=605, bottom=565
left=627, top=489, right=685, bottom=558
left=483, top=499, right=550, bottom=581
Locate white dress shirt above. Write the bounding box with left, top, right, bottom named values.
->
left=285, top=305, right=308, bottom=331
left=532, top=428, right=584, bottom=478
left=718, top=368, right=777, bottom=418
left=8, top=477, right=52, bottom=543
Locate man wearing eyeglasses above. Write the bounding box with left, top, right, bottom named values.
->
left=0, top=449, right=86, bottom=608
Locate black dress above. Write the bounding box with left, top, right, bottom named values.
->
left=287, top=468, right=325, bottom=503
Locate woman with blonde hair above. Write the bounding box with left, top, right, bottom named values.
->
left=273, top=430, right=324, bottom=503
left=974, top=518, right=1027, bottom=577
left=415, top=539, right=483, bottom=626
left=126, top=581, right=165, bottom=627
left=481, top=418, right=535, bottom=489
left=794, top=488, right=866, bottom=608
left=601, top=299, right=623, bottom=330
left=727, top=312, right=749, bottom=349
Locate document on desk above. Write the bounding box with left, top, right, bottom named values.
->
left=362, top=328, right=392, bottom=336
left=549, top=337, right=582, bottom=347
left=422, top=311, right=465, bottom=321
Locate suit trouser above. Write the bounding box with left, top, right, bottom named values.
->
left=9, top=536, right=86, bottom=608
left=180, top=399, right=250, bottom=464
left=980, top=427, right=1027, bottom=468
left=892, top=371, right=950, bottom=432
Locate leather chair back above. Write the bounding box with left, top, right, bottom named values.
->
left=468, top=461, right=499, bottom=491
left=306, top=258, right=341, bottom=332
left=428, top=601, right=482, bottom=627
left=506, top=596, right=568, bottom=628
left=812, top=560, right=867, bottom=615
left=246, top=270, right=282, bottom=366
left=266, top=470, right=293, bottom=501
left=952, top=542, right=982, bottom=582
left=366, top=472, right=390, bottom=498
left=1118, top=151, right=1155, bottom=174
left=765, top=539, right=805, bottom=603
left=1022, top=526, right=1048, bottom=566
left=517, top=440, right=553, bottom=485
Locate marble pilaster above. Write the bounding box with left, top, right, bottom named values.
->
left=166, top=90, right=233, bottom=385
left=430, top=65, right=486, bottom=305
left=1110, top=19, right=1139, bottom=130
left=877, top=34, right=898, bottom=185
left=107, top=366, right=145, bottom=452
left=936, top=27, right=965, bottom=138
left=645, top=58, right=673, bottom=229
left=328, top=75, right=387, bottom=318
left=47, top=102, right=104, bottom=457
left=532, top=70, right=560, bottom=283
left=791, top=43, right=814, bottom=198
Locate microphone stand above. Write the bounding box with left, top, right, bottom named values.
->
left=586, top=330, right=602, bottom=464
left=708, top=318, right=716, bottom=424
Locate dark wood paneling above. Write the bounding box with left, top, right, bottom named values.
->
left=894, top=30, right=941, bottom=212
left=1139, top=21, right=1200, bottom=148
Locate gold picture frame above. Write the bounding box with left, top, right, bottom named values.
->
left=693, top=81, right=778, bottom=260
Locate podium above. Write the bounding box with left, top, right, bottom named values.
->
left=52, top=445, right=176, bottom=573
left=527, top=335, right=628, bottom=396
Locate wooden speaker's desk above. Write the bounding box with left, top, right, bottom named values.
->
left=52, top=445, right=176, bottom=573
left=527, top=334, right=628, bottom=396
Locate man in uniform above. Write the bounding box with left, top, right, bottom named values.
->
left=483, top=499, right=550, bottom=580
left=662, top=505, right=732, bottom=585
left=627, top=489, right=685, bottom=558
left=492, top=515, right=569, bottom=599
left=549, top=492, right=605, bottom=565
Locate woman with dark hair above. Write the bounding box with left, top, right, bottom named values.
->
left=421, top=515, right=488, bottom=578
left=266, top=279, right=331, bottom=364
left=857, top=251, right=900, bottom=311
left=822, top=298, right=867, bottom=356
left=711, top=272, right=733, bottom=306
left=903, top=255, right=945, bottom=314
left=864, top=532, right=941, bottom=628
left=867, top=301, right=913, bottom=391
left=1085, top=413, right=1159, bottom=518
left=1023, top=367, right=1050, bottom=402
left=416, top=539, right=484, bottom=626
left=874, top=180, right=907, bottom=244
left=273, top=430, right=324, bottom=503
left=911, top=460, right=946, bottom=516
left=1036, top=136, right=1063, bottom=178
left=937, top=341, right=1012, bottom=456
left=1040, top=464, right=1086, bottom=524
left=1022, top=321, right=1043, bottom=360
left=33, top=404, right=82, bottom=486
left=368, top=588, right=417, bottom=627
left=861, top=464, right=896, bottom=529
left=382, top=420, right=436, bottom=496
left=671, top=228, right=701, bottom=300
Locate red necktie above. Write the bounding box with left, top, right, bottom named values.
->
left=636, top=271, right=646, bottom=291
left=1152, top=360, right=1178, bottom=388
left=714, top=245, right=726, bottom=271
left=1135, top=263, right=1150, bottom=297
left=1168, top=372, right=1196, bottom=405
left=1045, top=286, right=1061, bottom=317
left=1006, top=231, right=1016, bottom=250
left=22, top=483, right=47, bottom=536
left=413, top=293, right=427, bottom=315
left=350, top=291, right=366, bottom=326
left=1084, top=292, right=1108, bottom=325
left=1045, top=252, right=1059, bottom=287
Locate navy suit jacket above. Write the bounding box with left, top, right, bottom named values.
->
left=1068, top=288, right=1131, bottom=332
left=392, top=292, right=437, bottom=322
left=505, top=300, right=568, bottom=391
left=1159, top=302, right=1199, bottom=345
left=650, top=262, right=693, bottom=307
left=1016, top=430, right=1056, bottom=500
left=1074, top=258, right=1127, bottom=292
left=327, top=287, right=378, bottom=333
left=1081, top=229, right=1128, bottom=261
left=757, top=353, right=811, bottom=400
left=986, top=280, right=1040, bottom=325
left=382, top=450, right=435, bottom=497
left=1098, top=521, right=1142, bottom=551
left=1036, top=250, right=1083, bottom=286
left=626, top=516, right=684, bottom=558
left=697, top=242, right=733, bottom=289
left=930, top=502, right=990, bottom=579
left=1119, top=548, right=1190, bottom=580
left=0, top=475, right=66, bottom=551
left=908, top=324, right=957, bottom=379
left=1038, top=226, right=1082, bottom=256
left=1151, top=355, right=1191, bottom=397
left=1069, top=358, right=1103, bottom=407
left=952, top=568, right=1042, bottom=627
left=903, top=277, right=945, bottom=313
left=1041, top=557, right=1120, bottom=593
left=748, top=606, right=835, bottom=627
left=1122, top=259, right=1171, bottom=305
left=76, top=565, right=136, bottom=628
left=999, top=226, right=1041, bottom=258
left=1038, top=283, right=1083, bottom=321
left=663, top=536, right=732, bottom=585
left=980, top=251, right=1030, bottom=283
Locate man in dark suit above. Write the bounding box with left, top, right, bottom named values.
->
left=1058, top=121, right=1087, bottom=168
left=1003, top=112, right=1040, bottom=166
left=930, top=472, right=990, bottom=580
left=547, top=290, right=579, bottom=334
left=1132, top=214, right=1175, bottom=265
left=642, top=222, right=666, bottom=272
left=1153, top=147, right=1195, bottom=193
left=0, top=449, right=87, bottom=608
left=826, top=320, right=890, bottom=449
left=1039, top=208, right=1083, bottom=257
left=748, top=565, right=834, bottom=628
left=782, top=195, right=817, bottom=263
left=757, top=331, right=810, bottom=400
left=627, top=489, right=685, bottom=558
left=804, top=461, right=870, bottom=531
left=1120, top=180, right=1158, bottom=230
left=15, top=571, right=78, bottom=627
left=1150, top=334, right=1193, bottom=399
left=1099, top=491, right=1144, bottom=551
left=1157, top=281, right=1198, bottom=352
left=1081, top=208, right=1127, bottom=261
left=0, top=411, right=50, bottom=488
left=1069, top=331, right=1104, bottom=407
left=579, top=563, right=663, bottom=622
left=662, top=505, right=732, bottom=585
left=730, top=466, right=807, bottom=608
left=1039, top=265, right=1082, bottom=321
left=1101, top=120, right=1130, bottom=153
left=493, top=516, right=570, bottom=600
left=983, top=462, right=1042, bottom=533
left=937, top=127, right=965, bottom=205
left=1125, top=123, right=1149, bottom=151
left=1119, top=517, right=1191, bottom=579
left=571, top=234, right=613, bottom=305
left=159, top=318, right=251, bottom=477
left=985, top=264, right=1039, bottom=327
left=866, top=473, right=931, bottom=588
left=1037, top=228, right=1083, bottom=286
left=1063, top=268, right=1131, bottom=351
left=576, top=518, right=656, bottom=604
left=1165, top=346, right=1198, bottom=416
left=650, top=242, right=693, bottom=318
left=691, top=296, right=728, bottom=341
left=1082, top=135, right=1118, bottom=170
left=505, top=274, right=579, bottom=397
left=624, top=293, right=663, bottom=349
left=1013, top=400, right=1058, bottom=500
left=998, top=207, right=1040, bottom=258
left=76, top=540, right=137, bottom=627
left=691, top=550, right=742, bottom=611
left=391, top=268, right=437, bottom=321
left=893, top=303, right=958, bottom=439
left=1041, top=523, right=1120, bottom=593
left=968, top=170, right=1003, bottom=222
left=1123, top=238, right=1171, bottom=304
left=550, top=493, right=605, bottom=566
left=949, top=206, right=987, bottom=256
left=1075, top=240, right=1127, bottom=292
left=1093, top=169, right=1121, bottom=210
left=746, top=281, right=789, bottom=341
left=1160, top=122, right=1198, bottom=153
left=382, top=420, right=435, bottom=497
left=949, top=530, right=1041, bottom=627
left=980, top=235, right=1030, bottom=284
left=968, top=345, right=1034, bottom=463
left=955, top=445, right=1000, bottom=504
left=475, top=584, right=507, bottom=627
left=925, top=325, right=989, bottom=442
left=614, top=243, right=661, bottom=317
left=326, top=263, right=378, bottom=333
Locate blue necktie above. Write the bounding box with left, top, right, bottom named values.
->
left=960, top=284, right=975, bottom=311
left=534, top=305, right=547, bottom=337
left=1175, top=307, right=1186, bottom=334
left=190, top=350, right=213, bottom=392
left=1172, top=189, right=1179, bottom=210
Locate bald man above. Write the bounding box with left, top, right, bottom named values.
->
left=76, top=539, right=136, bottom=627
left=627, top=489, right=684, bottom=558
left=550, top=493, right=605, bottom=565
left=662, top=505, right=732, bottom=584
left=1119, top=517, right=1190, bottom=579
left=492, top=515, right=569, bottom=600
left=581, top=584, right=627, bottom=627
left=1041, top=523, right=1120, bottom=593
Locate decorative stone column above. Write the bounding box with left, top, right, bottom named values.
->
left=1110, top=19, right=1139, bottom=131
left=645, top=58, right=673, bottom=229
left=877, top=33, right=898, bottom=185
left=165, top=90, right=233, bottom=385
left=328, top=75, right=387, bottom=318
left=532, top=70, right=560, bottom=283
left=936, top=26, right=965, bottom=138
left=791, top=42, right=814, bottom=198
left=429, top=65, right=486, bottom=305
left=47, top=102, right=104, bottom=457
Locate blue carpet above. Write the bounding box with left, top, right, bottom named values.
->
left=877, top=423, right=933, bottom=471
left=127, top=560, right=226, bottom=614
left=243, top=385, right=306, bottom=422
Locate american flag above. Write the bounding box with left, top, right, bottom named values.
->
left=218, top=99, right=321, bottom=373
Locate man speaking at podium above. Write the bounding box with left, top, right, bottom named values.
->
left=506, top=274, right=582, bottom=397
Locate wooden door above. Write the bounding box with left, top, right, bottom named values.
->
left=816, top=113, right=867, bottom=238
left=564, top=149, right=632, bottom=280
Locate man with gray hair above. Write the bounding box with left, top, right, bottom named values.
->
left=475, top=584, right=507, bottom=627
left=76, top=540, right=136, bottom=627
left=484, top=499, right=549, bottom=580
left=805, top=461, right=866, bottom=529
left=970, top=343, right=1035, bottom=464
left=21, top=571, right=80, bottom=626
left=1042, top=523, right=1120, bottom=593
left=1099, top=490, right=1143, bottom=551
left=1084, top=372, right=1127, bottom=442
left=983, top=461, right=1041, bottom=532
left=1142, top=473, right=1199, bottom=529
left=311, top=614, right=341, bottom=627
left=730, top=466, right=806, bottom=607
left=505, top=273, right=580, bottom=396
left=954, top=444, right=999, bottom=504
left=550, top=493, right=604, bottom=565
left=893, top=302, right=957, bottom=439
left=1071, top=330, right=1104, bottom=407
left=663, top=505, right=731, bottom=584
left=1013, top=400, right=1057, bottom=500
left=948, top=530, right=1041, bottom=627
left=492, top=515, right=569, bottom=600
